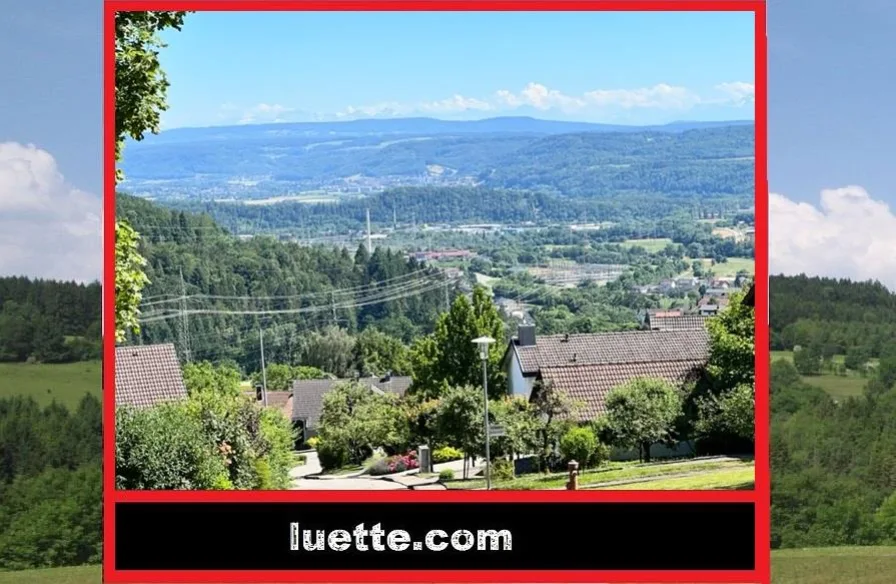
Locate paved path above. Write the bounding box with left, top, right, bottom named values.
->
left=293, top=477, right=409, bottom=490
left=289, top=450, right=321, bottom=479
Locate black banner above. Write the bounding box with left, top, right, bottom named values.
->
left=115, top=502, right=754, bottom=571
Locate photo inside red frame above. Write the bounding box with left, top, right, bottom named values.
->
left=104, top=2, right=768, bottom=582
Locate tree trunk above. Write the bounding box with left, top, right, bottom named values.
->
left=642, top=441, right=652, bottom=463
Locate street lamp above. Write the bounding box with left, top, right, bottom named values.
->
left=472, top=336, right=495, bottom=490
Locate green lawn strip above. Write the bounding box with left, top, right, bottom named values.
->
left=620, top=238, right=673, bottom=252
left=592, top=467, right=755, bottom=490
left=772, top=547, right=896, bottom=584
left=0, top=565, right=100, bottom=584
left=0, top=361, right=101, bottom=409
left=445, top=457, right=750, bottom=490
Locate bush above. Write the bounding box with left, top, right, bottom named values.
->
left=439, top=468, right=455, bottom=481
left=489, top=459, right=514, bottom=482
left=307, top=436, right=320, bottom=449
left=115, top=404, right=229, bottom=490
left=559, top=427, right=598, bottom=469
left=317, top=440, right=349, bottom=471
left=432, top=446, right=463, bottom=463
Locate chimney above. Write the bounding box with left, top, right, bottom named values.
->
left=562, top=333, right=570, bottom=343
left=517, top=323, right=536, bottom=347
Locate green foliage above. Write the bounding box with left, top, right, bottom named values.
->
left=793, top=344, right=822, bottom=376
left=0, top=464, right=102, bottom=570
left=316, top=382, right=408, bottom=469
left=114, top=220, right=150, bottom=343
left=439, top=468, right=455, bottom=481
left=491, top=395, right=540, bottom=459
left=770, top=275, right=896, bottom=550
left=353, top=327, right=411, bottom=376
left=182, top=361, right=242, bottom=397
left=114, top=11, right=189, bottom=182
left=435, top=385, right=485, bottom=477
left=410, top=288, right=505, bottom=399
left=529, top=380, right=579, bottom=469
left=431, top=446, right=463, bottom=463
left=605, top=378, right=682, bottom=462
left=115, top=404, right=228, bottom=490
left=316, top=439, right=349, bottom=471
left=489, top=459, right=515, bottom=482
left=559, top=426, right=599, bottom=469
left=251, top=363, right=331, bottom=392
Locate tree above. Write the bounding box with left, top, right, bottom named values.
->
left=492, top=396, right=540, bottom=460
left=435, top=385, right=485, bottom=479
left=299, top=326, right=357, bottom=378
left=559, top=426, right=599, bottom=469
left=114, top=219, right=150, bottom=344
left=793, top=344, right=821, bottom=376
left=114, top=11, right=187, bottom=341
left=182, top=361, right=241, bottom=397
left=316, top=382, right=408, bottom=468
left=115, top=11, right=189, bottom=181
left=605, top=378, right=682, bottom=462
left=410, top=287, right=506, bottom=398
left=353, top=327, right=411, bottom=377
left=529, top=380, right=579, bottom=470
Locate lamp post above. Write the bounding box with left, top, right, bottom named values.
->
left=472, top=336, right=495, bottom=490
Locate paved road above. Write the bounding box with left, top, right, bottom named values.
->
left=287, top=450, right=470, bottom=490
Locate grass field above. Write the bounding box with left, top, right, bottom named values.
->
left=0, top=361, right=101, bottom=409
left=0, top=566, right=99, bottom=584
left=772, top=547, right=896, bottom=583
left=712, top=257, right=754, bottom=277
left=770, top=351, right=870, bottom=400
left=621, top=238, right=674, bottom=252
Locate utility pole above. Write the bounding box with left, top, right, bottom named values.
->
left=366, top=208, right=373, bottom=254
left=178, top=268, right=192, bottom=363
left=444, top=279, right=451, bottom=312
left=331, top=293, right=338, bottom=326
left=258, top=326, right=268, bottom=407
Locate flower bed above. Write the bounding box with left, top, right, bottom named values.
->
left=369, top=451, right=419, bottom=476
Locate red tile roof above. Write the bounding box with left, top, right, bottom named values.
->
left=513, top=329, right=710, bottom=375
left=646, top=314, right=710, bottom=332
left=540, top=360, right=707, bottom=421
left=115, top=343, right=188, bottom=409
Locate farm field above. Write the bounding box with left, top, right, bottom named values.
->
left=771, top=350, right=870, bottom=400
left=0, top=361, right=101, bottom=409
left=772, top=547, right=896, bottom=584
left=712, top=256, right=754, bottom=277
left=621, top=237, right=673, bottom=252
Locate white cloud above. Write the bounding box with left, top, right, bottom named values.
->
left=239, top=103, right=295, bottom=124
left=770, top=187, right=896, bottom=290
left=332, top=80, right=752, bottom=121
left=714, top=82, right=755, bottom=106
left=0, top=142, right=101, bottom=283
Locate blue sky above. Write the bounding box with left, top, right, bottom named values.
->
left=159, top=11, right=755, bottom=129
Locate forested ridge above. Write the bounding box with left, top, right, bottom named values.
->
left=0, top=277, right=101, bottom=363
left=117, top=194, right=451, bottom=370
left=121, top=123, right=754, bottom=200
left=771, top=274, right=896, bottom=548
left=178, top=186, right=751, bottom=236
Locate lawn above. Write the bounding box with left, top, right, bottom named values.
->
left=0, top=566, right=100, bottom=584
left=772, top=546, right=896, bottom=584
left=621, top=238, right=674, bottom=253
left=770, top=351, right=870, bottom=400
left=445, top=456, right=754, bottom=490
left=598, top=467, right=754, bottom=490
left=0, top=361, right=101, bottom=409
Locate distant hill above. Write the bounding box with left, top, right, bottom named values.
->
left=119, top=117, right=755, bottom=201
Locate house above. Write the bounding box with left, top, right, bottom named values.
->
left=697, top=294, right=730, bottom=316
left=643, top=312, right=710, bottom=332
left=114, top=343, right=188, bottom=409
left=502, top=324, right=710, bottom=408
left=291, top=374, right=412, bottom=445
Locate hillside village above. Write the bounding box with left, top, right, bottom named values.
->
left=115, top=283, right=755, bottom=492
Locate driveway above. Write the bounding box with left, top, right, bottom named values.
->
left=289, top=450, right=321, bottom=479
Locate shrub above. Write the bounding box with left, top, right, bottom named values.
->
left=559, top=427, right=598, bottom=469
left=439, top=468, right=455, bottom=481
left=307, top=436, right=320, bottom=449
left=590, top=442, right=612, bottom=467
left=317, top=440, right=349, bottom=471
left=489, top=459, right=514, bottom=482
left=432, top=446, right=463, bottom=463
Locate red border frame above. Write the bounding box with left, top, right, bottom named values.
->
left=103, top=1, right=769, bottom=582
